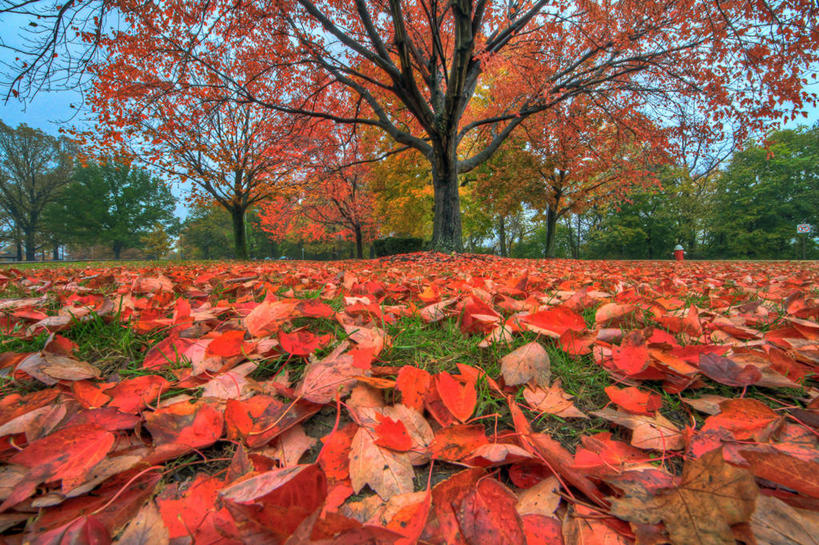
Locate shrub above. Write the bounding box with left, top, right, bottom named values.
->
left=373, top=237, right=425, bottom=257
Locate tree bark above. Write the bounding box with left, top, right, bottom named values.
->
left=230, top=206, right=248, bottom=259
left=52, top=244, right=60, bottom=261
left=354, top=224, right=364, bottom=259
left=498, top=216, right=507, bottom=257
left=113, top=242, right=122, bottom=260
left=430, top=141, right=463, bottom=252
left=544, top=206, right=558, bottom=258
left=24, top=228, right=36, bottom=261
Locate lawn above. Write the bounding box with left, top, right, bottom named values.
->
left=0, top=253, right=817, bottom=544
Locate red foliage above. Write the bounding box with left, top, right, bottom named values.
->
left=0, top=255, right=817, bottom=543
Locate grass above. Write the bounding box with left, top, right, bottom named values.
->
left=63, top=313, right=165, bottom=379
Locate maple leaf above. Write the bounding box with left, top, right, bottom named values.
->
left=519, top=306, right=586, bottom=337
left=435, top=371, right=477, bottom=423
left=610, top=449, right=758, bottom=545
left=457, top=478, right=526, bottom=545
left=523, top=381, right=587, bottom=418
left=116, top=500, right=169, bottom=545
left=698, top=353, right=762, bottom=387
left=592, top=407, right=685, bottom=451
left=349, top=426, right=414, bottom=500
left=604, top=385, right=663, bottom=415
left=374, top=413, right=413, bottom=452
left=220, top=464, right=326, bottom=541
left=296, top=341, right=362, bottom=404
left=278, top=329, right=331, bottom=357
left=395, top=365, right=431, bottom=411
left=9, top=424, right=115, bottom=495
left=500, top=341, right=550, bottom=388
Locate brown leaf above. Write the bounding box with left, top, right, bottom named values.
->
left=515, top=476, right=561, bottom=517
left=523, top=381, right=586, bottom=418
left=115, top=500, right=169, bottom=545
left=262, top=424, right=317, bottom=467
left=610, top=448, right=758, bottom=545
left=750, top=494, right=819, bottom=545
left=500, top=342, right=550, bottom=388
left=592, top=407, right=684, bottom=451
left=349, top=426, right=414, bottom=501
left=698, top=352, right=762, bottom=387
left=297, top=341, right=361, bottom=404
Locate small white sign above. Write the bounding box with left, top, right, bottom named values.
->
left=797, top=224, right=812, bottom=234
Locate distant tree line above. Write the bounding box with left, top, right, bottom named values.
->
left=0, top=122, right=178, bottom=261
left=1, top=119, right=814, bottom=262
left=454, top=126, right=817, bottom=261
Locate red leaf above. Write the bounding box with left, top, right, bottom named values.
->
left=457, top=478, right=525, bottom=545
left=278, top=329, right=331, bottom=356
left=144, top=400, right=224, bottom=448
left=435, top=371, right=476, bottom=423
left=374, top=414, right=413, bottom=452
left=106, top=375, right=169, bottom=414
left=605, top=385, right=662, bottom=415
left=396, top=365, right=431, bottom=411
left=698, top=353, right=762, bottom=387
left=220, top=464, right=327, bottom=541
left=29, top=516, right=110, bottom=545
left=702, top=398, right=781, bottom=441
left=205, top=329, right=246, bottom=358
left=9, top=424, right=115, bottom=495
left=429, top=424, right=488, bottom=461
left=610, top=335, right=650, bottom=376
left=520, top=307, right=586, bottom=337
left=225, top=394, right=321, bottom=449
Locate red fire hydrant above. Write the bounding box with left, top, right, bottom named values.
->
left=673, top=244, right=685, bottom=261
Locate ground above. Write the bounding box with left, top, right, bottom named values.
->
left=0, top=253, right=817, bottom=544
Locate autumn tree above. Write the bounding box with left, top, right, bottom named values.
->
left=0, top=121, right=73, bottom=261
left=259, top=128, right=380, bottom=258
left=75, top=30, right=305, bottom=260
left=522, top=100, right=666, bottom=257
left=3, top=0, right=818, bottom=252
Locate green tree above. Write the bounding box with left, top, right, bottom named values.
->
left=178, top=205, right=235, bottom=260
left=44, top=161, right=177, bottom=259
left=706, top=126, right=819, bottom=259
left=0, top=122, right=73, bottom=260
left=140, top=223, right=172, bottom=259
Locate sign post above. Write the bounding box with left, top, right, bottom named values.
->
left=797, top=224, right=812, bottom=260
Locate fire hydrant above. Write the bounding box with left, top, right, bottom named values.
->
left=673, top=244, right=685, bottom=261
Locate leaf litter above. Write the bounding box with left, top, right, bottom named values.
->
left=0, top=253, right=816, bottom=543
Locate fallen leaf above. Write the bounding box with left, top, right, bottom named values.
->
left=349, top=426, right=414, bottom=500
left=605, top=385, right=662, bottom=415
left=457, top=478, right=525, bottom=545
left=610, top=448, right=758, bottom=545
left=435, top=371, right=476, bottom=422
left=501, top=342, right=550, bottom=388
left=115, top=500, right=168, bottom=545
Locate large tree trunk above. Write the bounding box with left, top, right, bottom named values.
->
left=544, top=206, right=558, bottom=258
left=430, top=142, right=463, bottom=252
left=52, top=244, right=59, bottom=261
left=113, top=242, right=122, bottom=260
left=354, top=224, right=364, bottom=259
left=24, top=228, right=36, bottom=261
left=15, top=239, right=22, bottom=261
left=498, top=216, right=507, bottom=257
left=230, top=206, right=248, bottom=260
